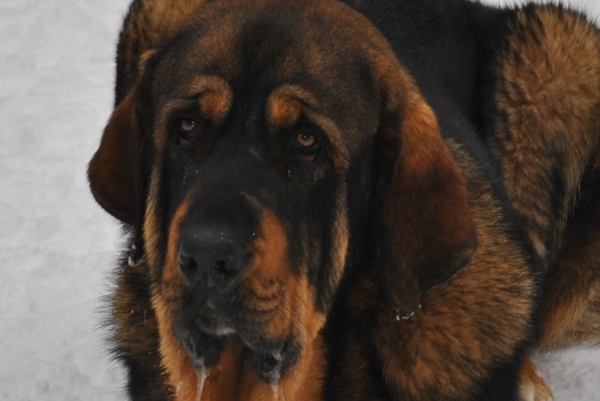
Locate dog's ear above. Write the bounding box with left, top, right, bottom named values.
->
left=373, top=70, right=477, bottom=318
left=88, top=91, right=140, bottom=224
left=88, top=49, right=156, bottom=229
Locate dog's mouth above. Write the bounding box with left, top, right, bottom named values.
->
left=176, top=310, right=297, bottom=384
left=182, top=321, right=227, bottom=370
left=240, top=338, right=299, bottom=384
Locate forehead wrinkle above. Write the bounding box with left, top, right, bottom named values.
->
left=269, top=85, right=318, bottom=108
left=155, top=14, right=243, bottom=90
left=183, top=75, right=233, bottom=98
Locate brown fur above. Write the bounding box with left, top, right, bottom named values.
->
left=491, top=6, right=600, bottom=261
left=266, top=92, right=303, bottom=132
left=155, top=204, right=327, bottom=400
left=115, top=0, right=219, bottom=103
left=340, top=140, right=534, bottom=400
left=537, top=214, right=600, bottom=350
left=90, top=1, right=600, bottom=400
left=490, top=5, right=600, bottom=351
left=238, top=335, right=326, bottom=401
left=88, top=91, right=141, bottom=223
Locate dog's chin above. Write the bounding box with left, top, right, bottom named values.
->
left=239, top=334, right=300, bottom=385
left=178, top=319, right=298, bottom=384
left=177, top=321, right=227, bottom=370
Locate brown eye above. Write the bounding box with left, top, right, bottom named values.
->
left=296, top=132, right=316, bottom=148
left=294, top=131, right=319, bottom=161
left=180, top=119, right=196, bottom=132
left=176, top=118, right=201, bottom=145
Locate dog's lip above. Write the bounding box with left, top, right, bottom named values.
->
left=239, top=336, right=292, bottom=384
left=186, top=314, right=291, bottom=383
left=176, top=321, right=227, bottom=370
left=240, top=334, right=283, bottom=358
left=193, top=313, right=237, bottom=336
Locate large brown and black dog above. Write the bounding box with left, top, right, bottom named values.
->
left=88, top=0, right=600, bottom=400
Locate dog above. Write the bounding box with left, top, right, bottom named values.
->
left=88, top=0, right=600, bottom=400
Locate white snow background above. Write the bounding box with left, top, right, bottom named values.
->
left=1, top=0, right=599, bottom=400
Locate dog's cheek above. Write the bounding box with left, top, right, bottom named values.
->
left=149, top=199, right=194, bottom=393
left=161, top=198, right=191, bottom=305
left=242, top=211, right=327, bottom=342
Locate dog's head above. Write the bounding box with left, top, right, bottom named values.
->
left=89, top=0, right=476, bottom=385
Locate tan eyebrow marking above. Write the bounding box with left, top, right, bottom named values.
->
left=266, top=84, right=317, bottom=131
left=189, top=75, right=233, bottom=126
left=265, top=85, right=349, bottom=168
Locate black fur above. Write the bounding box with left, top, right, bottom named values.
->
left=91, top=0, right=600, bottom=400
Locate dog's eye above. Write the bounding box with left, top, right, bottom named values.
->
left=294, top=132, right=319, bottom=161
left=297, top=132, right=316, bottom=148
left=176, top=118, right=203, bottom=145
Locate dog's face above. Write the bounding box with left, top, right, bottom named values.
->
left=89, top=0, right=475, bottom=386
left=150, top=1, right=383, bottom=381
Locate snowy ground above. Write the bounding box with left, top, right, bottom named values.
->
left=1, top=0, right=599, bottom=400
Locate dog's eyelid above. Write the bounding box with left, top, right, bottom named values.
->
left=171, top=113, right=209, bottom=146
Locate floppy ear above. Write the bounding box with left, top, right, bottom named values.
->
left=89, top=86, right=150, bottom=265
left=373, top=77, right=477, bottom=318
left=88, top=91, right=143, bottom=225
left=89, top=47, right=156, bottom=228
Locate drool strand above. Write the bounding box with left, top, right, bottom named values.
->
left=195, top=368, right=209, bottom=401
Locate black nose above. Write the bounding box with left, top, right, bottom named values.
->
left=178, top=228, right=248, bottom=288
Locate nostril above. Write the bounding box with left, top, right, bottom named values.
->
left=213, top=259, right=235, bottom=279
left=180, top=254, right=198, bottom=275
left=178, top=252, right=194, bottom=267
left=178, top=249, right=201, bottom=286
left=214, top=259, right=227, bottom=275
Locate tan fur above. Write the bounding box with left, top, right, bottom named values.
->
left=266, top=92, right=303, bottom=131
left=152, top=207, right=328, bottom=400
left=119, top=0, right=217, bottom=77
left=376, top=74, right=477, bottom=315
left=266, top=85, right=351, bottom=171
left=350, top=141, right=534, bottom=400
left=242, top=212, right=327, bottom=342
left=519, top=358, right=554, bottom=401
left=492, top=6, right=600, bottom=261
left=490, top=5, right=600, bottom=352
left=94, top=1, right=600, bottom=399
left=192, top=76, right=234, bottom=125
left=537, top=214, right=600, bottom=350
left=330, top=187, right=350, bottom=296
left=333, top=135, right=533, bottom=400
left=397, top=96, right=475, bottom=264
left=152, top=199, right=192, bottom=396
left=144, top=163, right=167, bottom=270
left=239, top=335, right=326, bottom=401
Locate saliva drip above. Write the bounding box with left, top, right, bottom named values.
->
left=271, top=384, right=279, bottom=401
left=195, top=369, right=209, bottom=401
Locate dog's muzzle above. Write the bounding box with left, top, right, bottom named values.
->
left=178, top=226, right=250, bottom=290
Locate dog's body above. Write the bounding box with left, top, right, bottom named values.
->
left=88, top=0, right=600, bottom=400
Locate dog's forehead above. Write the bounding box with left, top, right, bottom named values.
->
left=154, top=0, right=382, bottom=99
left=148, top=1, right=388, bottom=153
